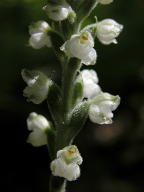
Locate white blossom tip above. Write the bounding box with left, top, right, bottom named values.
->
left=96, top=19, right=123, bottom=45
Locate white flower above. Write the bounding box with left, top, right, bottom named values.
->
left=27, top=112, right=50, bottom=147
left=61, top=31, right=97, bottom=65
left=43, top=2, right=74, bottom=21
left=22, top=69, right=52, bottom=104
left=89, top=92, right=120, bottom=124
left=29, top=21, right=51, bottom=49
left=80, top=69, right=101, bottom=98
left=96, top=19, right=123, bottom=45
left=98, top=0, right=113, bottom=5
left=50, top=145, right=83, bottom=181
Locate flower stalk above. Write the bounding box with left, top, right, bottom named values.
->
left=21, top=0, right=123, bottom=191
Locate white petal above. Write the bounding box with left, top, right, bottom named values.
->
left=29, top=33, right=48, bottom=49
left=83, top=80, right=101, bottom=99
left=27, top=128, right=47, bottom=147
left=50, top=159, right=80, bottom=181
left=81, top=69, right=99, bottom=84
left=27, top=113, right=49, bottom=131
left=89, top=104, right=112, bottom=124
left=27, top=112, right=50, bottom=147
left=23, top=71, right=51, bottom=104
left=89, top=93, right=120, bottom=124
left=96, top=19, right=123, bottom=45
left=61, top=32, right=96, bottom=65
left=57, top=145, right=83, bottom=165
left=29, top=21, right=50, bottom=35
left=82, top=48, right=97, bottom=65
left=29, top=21, right=51, bottom=49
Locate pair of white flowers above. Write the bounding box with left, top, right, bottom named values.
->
left=42, top=0, right=114, bottom=23
left=22, top=68, right=120, bottom=126
left=27, top=112, right=82, bottom=181
left=80, top=69, right=120, bottom=124
left=61, top=18, right=123, bottom=65
left=27, top=112, right=81, bottom=179
left=25, top=68, right=120, bottom=146
left=29, top=19, right=123, bottom=66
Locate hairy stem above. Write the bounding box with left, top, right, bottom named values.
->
left=49, top=176, right=66, bottom=192
left=62, top=58, right=81, bottom=119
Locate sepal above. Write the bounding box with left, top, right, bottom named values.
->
left=22, top=69, right=52, bottom=104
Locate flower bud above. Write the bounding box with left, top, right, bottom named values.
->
left=89, top=92, right=120, bottom=124
left=96, top=19, right=123, bottom=45
left=80, top=69, right=101, bottom=98
left=98, top=0, right=113, bottom=5
left=27, top=112, right=51, bottom=147
left=43, top=2, right=74, bottom=22
left=29, top=21, right=51, bottom=49
left=61, top=31, right=97, bottom=65
left=22, top=69, right=52, bottom=104
left=50, top=145, right=83, bottom=181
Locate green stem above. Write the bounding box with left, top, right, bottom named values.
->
left=62, top=58, right=81, bottom=119
left=49, top=176, right=66, bottom=192
left=77, top=0, right=98, bottom=25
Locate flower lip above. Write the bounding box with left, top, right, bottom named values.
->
left=50, top=145, right=82, bottom=181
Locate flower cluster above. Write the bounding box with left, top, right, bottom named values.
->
left=22, top=0, right=123, bottom=186
left=79, top=69, right=120, bottom=124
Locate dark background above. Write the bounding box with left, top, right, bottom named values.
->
left=1, top=0, right=144, bottom=191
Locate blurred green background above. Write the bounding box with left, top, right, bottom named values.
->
left=1, top=0, right=144, bottom=192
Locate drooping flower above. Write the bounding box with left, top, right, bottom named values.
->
left=80, top=69, right=101, bottom=98
left=89, top=92, right=120, bottom=124
left=50, top=145, right=83, bottom=181
left=27, top=112, right=51, bottom=147
left=98, top=0, right=113, bottom=5
left=29, top=21, right=51, bottom=49
left=43, top=2, right=75, bottom=22
left=60, top=31, right=97, bottom=65
left=96, top=19, right=123, bottom=45
left=22, top=69, right=52, bottom=104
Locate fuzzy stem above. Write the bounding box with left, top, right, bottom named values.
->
left=62, top=58, right=81, bottom=119
left=49, top=176, right=66, bottom=192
